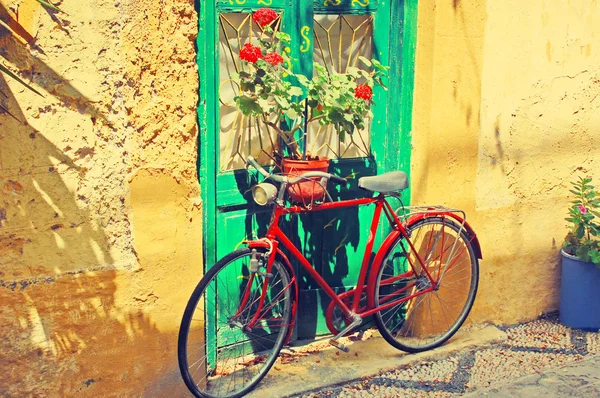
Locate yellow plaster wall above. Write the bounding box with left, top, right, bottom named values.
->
left=0, top=0, right=200, bottom=395
left=2, top=0, right=600, bottom=394
left=413, top=0, right=600, bottom=325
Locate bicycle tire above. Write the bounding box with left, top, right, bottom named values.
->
left=373, top=217, right=479, bottom=353
left=178, top=248, right=292, bottom=398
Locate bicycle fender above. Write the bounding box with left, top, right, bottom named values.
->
left=405, top=213, right=483, bottom=259
left=366, top=229, right=403, bottom=309
left=246, top=240, right=298, bottom=345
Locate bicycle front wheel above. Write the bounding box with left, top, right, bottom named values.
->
left=374, top=217, right=479, bottom=353
left=178, top=248, right=293, bottom=398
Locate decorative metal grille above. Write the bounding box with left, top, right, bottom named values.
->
left=308, top=14, right=374, bottom=159
left=218, top=12, right=284, bottom=171
left=217, top=12, right=374, bottom=170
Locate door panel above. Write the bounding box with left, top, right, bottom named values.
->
left=200, top=0, right=410, bottom=340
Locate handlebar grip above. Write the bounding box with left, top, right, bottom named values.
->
left=329, top=175, right=348, bottom=185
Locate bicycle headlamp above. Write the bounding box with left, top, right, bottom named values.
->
left=252, top=183, right=278, bottom=206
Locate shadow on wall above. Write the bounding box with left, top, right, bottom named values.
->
left=0, top=7, right=183, bottom=395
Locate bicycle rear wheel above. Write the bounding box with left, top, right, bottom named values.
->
left=178, top=248, right=293, bottom=398
left=373, top=217, right=479, bottom=353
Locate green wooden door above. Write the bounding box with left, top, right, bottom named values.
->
left=197, top=0, right=417, bottom=340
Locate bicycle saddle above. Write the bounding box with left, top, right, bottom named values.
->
left=358, top=171, right=409, bottom=193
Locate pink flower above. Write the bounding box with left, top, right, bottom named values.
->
left=239, top=43, right=263, bottom=64
left=578, top=205, right=588, bottom=214
left=253, top=8, right=278, bottom=27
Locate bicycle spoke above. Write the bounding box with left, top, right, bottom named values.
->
left=434, top=292, right=452, bottom=331
left=179, top=250, right=292, bottom=397
left=374, top=217, right=478, bottom=353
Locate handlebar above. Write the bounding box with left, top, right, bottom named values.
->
left=246, top=156, right=347, bottom=185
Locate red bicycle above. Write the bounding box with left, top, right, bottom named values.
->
left=178, top=156, right=482, bottom=398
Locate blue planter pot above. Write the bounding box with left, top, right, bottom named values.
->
left=559, top=250, right=600, bottom=330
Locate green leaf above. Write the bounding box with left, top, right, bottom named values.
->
left=257, top=98, right=271, bottom=113
left=576, top=224, right=585, bottom=239
left=358, top=56, right=372, bottom=67
left=240, top=81, right=256, bottom=92
left=275, top=32, right=292, bottom=44
left=0, top=64, right=44, bottom=97
left=589, top=249, right=600, bottom=265
left=288, top=86, right=303, bottom=97
left=236, top=95, right=262, bottom=115
left=576, top=245, right=591, bottom=262
left=307, top=99, right=318, bottom=108
left=36, top=0, right=63, bottom=12
left=372, top=59, right=390, bottom=73
left=296, top=74, right=310, bottom=87
left=274, top=96, right=290, bottom=109
left=314, top=63, right=327, bottom=75
left=284, top=108, right=298, bottom=119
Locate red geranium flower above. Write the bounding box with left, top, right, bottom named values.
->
left=263, top=52, right=284, bottom=66
left=239, top=43, right=263, bottom=64
left=354, top=84, right=373, bottom=101
left=253, top=8, right=278, bottom=27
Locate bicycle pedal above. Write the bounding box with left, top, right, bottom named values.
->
left=329, top=339, right=350, bottom=353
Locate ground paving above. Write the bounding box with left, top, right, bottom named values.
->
left=465, top=354, right=600, bottom=397
left=291, top=314, right=599, bottom=398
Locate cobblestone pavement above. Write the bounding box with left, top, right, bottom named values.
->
left=465, top=354, right=600, bottom=397
left=293, top=314, right=600, bottom=398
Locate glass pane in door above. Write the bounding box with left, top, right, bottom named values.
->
left=307, top=14, right=374, bottom=159
left=218, top=12, right=285, bottom=171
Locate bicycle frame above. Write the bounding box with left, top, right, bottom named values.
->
left=241, top=193, right=467, bottom=336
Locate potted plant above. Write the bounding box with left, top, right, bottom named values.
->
left=560, top=175, right=600, bottom=330
left=232, top=8, right=388, bottom=203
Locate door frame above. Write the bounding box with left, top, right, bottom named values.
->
left=196, top=0, right=418, bottom=277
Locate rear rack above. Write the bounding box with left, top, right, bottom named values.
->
left=396, top=205, right=466, bottom=223
left=395, top=205, right=471, bottom=280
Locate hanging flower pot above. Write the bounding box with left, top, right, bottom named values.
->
left=282, top=157, right=330, bottom=205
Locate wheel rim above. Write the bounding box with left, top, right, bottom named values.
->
left=180, top=252, right=292, bottom=397
left=375, top=218, right=477, bottom=350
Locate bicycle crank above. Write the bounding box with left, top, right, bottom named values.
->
left=328, top=314, right=362, bottom=353
left=325, top=290, right=368, bottom=336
